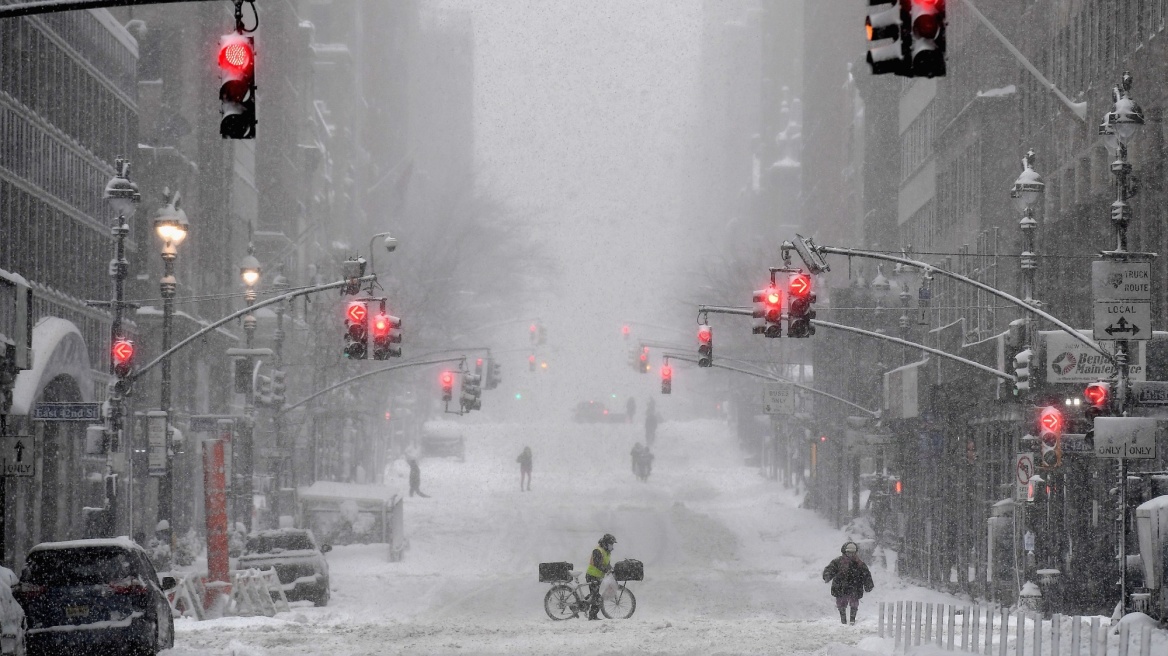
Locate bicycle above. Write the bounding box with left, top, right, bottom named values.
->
left=542, top=569, right=637, bottom=620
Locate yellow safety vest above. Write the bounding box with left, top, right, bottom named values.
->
left=586, top=545, right=610, bottom=579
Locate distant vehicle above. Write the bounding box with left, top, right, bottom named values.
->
left=420, top=424, right=466, bottom=461
left=0, top=566, right=25, bottom=656
left=237, top=528, right=332, bottom=606
left=15, top=537, right=174, bottom=656
left=573, top=401, right=624, bottom=423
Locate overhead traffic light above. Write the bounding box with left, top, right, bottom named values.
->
left=371, top=312, right=402, bottom=360
left=661, top=364, right=672, bottom=395
left=270, top=369, right=286, bottom=407
left=865, top=0, right=905, bottom=75
left=254, top=373, right=273, bottom=406
left=440, top=371, right=454, bottom=402
left=908, top=0, right=946, bottom=78
left=1012, top=348, right=1032, bottom=396
left=787, top=273, right=816, bottom=338
left=697, top=324, right=713, bottom=368
left=485, top=358, right=501, bottom=389
left=639, top=346, right=650, bottom=373
left=112, top=339, right=134, bottom=379
left=622, top=325, right=630, bottom=340
left=461, top=371, right=483, bottom=412
left=752, top=286, right=782, bottom=338
left=344, top=301, right=368, bottom=359
left=530, top=323, right=538, bottom=345
left=529, top=354, right=537, bottom=372
left=1084, top=382, right=1111, bottom=421
left=218, top=32, right=256, bottom=139
left=1037, top=405, right=1064, bottom=468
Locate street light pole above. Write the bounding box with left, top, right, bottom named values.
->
left=1100, top=72, right=1145, bottom=616
left=102, top=158, right=140, bottom=536
left=237, top=244, right=261, bottom=532
left=154, top=190, right=188, bottom=544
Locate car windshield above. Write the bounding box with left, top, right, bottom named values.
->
left=246, top=533, right=314, bottom=554
left=22, top=547, right=136, bottom=586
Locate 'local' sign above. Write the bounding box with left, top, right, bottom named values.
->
left=1, top=436, right=34, bottom=476
left=1093, top=417, right=1157, bottom=459
left=1093, top=301, right=1151, bottom=341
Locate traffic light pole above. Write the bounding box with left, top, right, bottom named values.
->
left=278, top=357, right=468, bottom=414
left=128, top=275, right=377, bottom=383
left=663, top=352, right=879, bottom=418
left=806, top=246, right=1113, bottom=363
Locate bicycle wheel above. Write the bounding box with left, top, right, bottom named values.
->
left=600, top=584, right=636, bottom=619
left=544, top=584, right=578, bottom=620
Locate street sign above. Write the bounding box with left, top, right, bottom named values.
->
left=1093, top=417, right=1157, bottom=459
left=190, top=415, right=237, bottom=432
left=1023, top=530, right=1035, bottom=552
left=32, top=402, right=102, bottom=421
left=146, top=411, right=167, bottom=477
left=1091, top=261, right=1151, bottom=301
left=1093, top=301, right=1150, bottom=341
left=1, top=436, right=34, bottom=476
left=762, top=383, right=795, bottom=415
left=1045, top=333, right=1145, bottom=383
left=1059, top=433, right=1093, bottom=455
left=1132, top=382, right=1168, bottom=406
left=1014, top=453, right=1034, bottom=500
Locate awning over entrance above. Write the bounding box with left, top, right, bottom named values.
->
left=10, top=317, right=94, bottom=415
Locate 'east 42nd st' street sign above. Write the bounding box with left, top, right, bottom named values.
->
left=32, top=402, right=102, bottom=421
left=1093, top=417, right=1157, bottom=459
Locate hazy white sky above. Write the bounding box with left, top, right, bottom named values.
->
left=457, top=1, right=707, bottom=409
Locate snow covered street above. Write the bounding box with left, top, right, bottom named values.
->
left=162, top=418, right=960, bottom=655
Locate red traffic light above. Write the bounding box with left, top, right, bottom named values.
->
left=661, top=365, right=672, bottom=380
left=528, top=355, right=536, bottom=363
left=440, top=372, right=454, bottom=386
left=622, top=325, right=630, bottom=336
left=530, top=324, right=537, bottom=333
left=346, top=302, right=367, bottom=324
left=788, top=274, right=811, bottom=297
left=112, top=339, right=134, bottom=364
left=1038, top=406, right=1064, bottom=434
left=371, top=313, right=390, bottom=338
left=893, top=479, right=903, bottom=494
left=1084, top=383, right=1109, bottom=408
left=698, top=326, right=712, bottom=343
left=218, top=36, right=253, bottom=72
left=766, top=287, right=781, bottom=305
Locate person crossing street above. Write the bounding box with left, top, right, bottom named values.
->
left=822, top=541, right=874, bottom=625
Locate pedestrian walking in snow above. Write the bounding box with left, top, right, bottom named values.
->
left=822, top=541, right=874, bottom=625
left=408, top=458, right=430, bottom=498
left=517, top=446, right=532, bottom=491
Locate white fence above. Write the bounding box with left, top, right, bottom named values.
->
left=163, top=568, right=292, bottom=620
left=878, top=601, right=1159, bottom=656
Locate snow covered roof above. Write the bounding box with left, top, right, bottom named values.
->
left=29, top=536, right=144, bottom=553
left=298, top=481, right=401, bottom=506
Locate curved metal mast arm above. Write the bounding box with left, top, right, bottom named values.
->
left=279, top=356, right=466, bottom=414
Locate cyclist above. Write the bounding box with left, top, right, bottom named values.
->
left=584, top=533, right=617, bottom=620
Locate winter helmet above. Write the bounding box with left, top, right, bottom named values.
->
left=841, top=541, right=859, bottom=554
left=600, top=533, right=617, bottom=548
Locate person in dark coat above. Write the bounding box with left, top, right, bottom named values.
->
left=407, top=458, right=429, bottom=498
left=516, top=446, right=532, bottom=491
left=822, top=541, right=874, bottom=624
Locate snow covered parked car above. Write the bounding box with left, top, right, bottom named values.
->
left=237, top=528, right=332, bottom=606
left=14, top=537, right=174, bottom=656
left=0, top=566, right=25, bottom=656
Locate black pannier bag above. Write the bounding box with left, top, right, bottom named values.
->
left=539, top=561, right=573, bottom=582
left=613, top=558, right=643, bottom=581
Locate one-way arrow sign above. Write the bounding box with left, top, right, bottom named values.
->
left=2, top=436, right=34, bottom=477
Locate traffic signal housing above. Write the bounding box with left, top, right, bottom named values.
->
left=865, top=0, right=905, bottom=75
left=461, top=371, right=482, bottom=411
left=1037, top=405, right=1064, bottom=468
left=485, top=358, right=501, bottom=389
left=529, top=354, right=537, bottom=372
left=752, top=286, right=782, bottom=338
left=639, top=347, right=650, bottom=373
left=270, top=369, right=286, bottom=407
left=112, top=339, right=134, bottom=378
left=344, top=301, right=369, bottom=359
left=440, top=371, right=454, bottom=403
left=1084, top=382, right=1111, bottom=421
left=1012, top=348, right=1033, bottom=396
left=908, top=0, right=946, bottom=78
left=697, top=324, right=713, bottom=368
left=371, top=312, right=402, bottom=360
left=218, top=33, right=256, bottom=139
left=787, top=273, right=816, bottom=338
left=661, top=364, right=672, bottom=395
